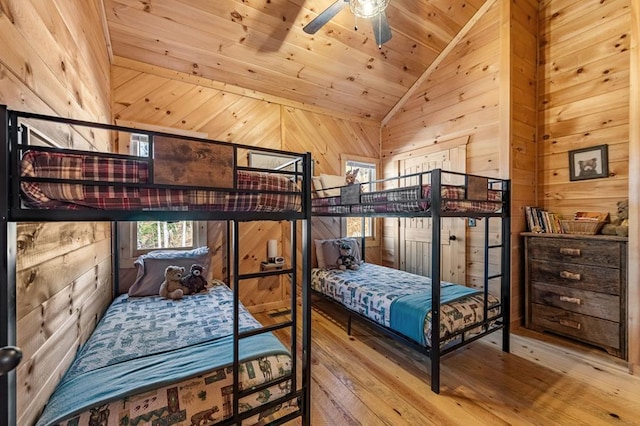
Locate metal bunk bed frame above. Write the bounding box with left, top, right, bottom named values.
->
left=312, top=168, right=511, bottom=394
left=0, top=105, right=312, bottom=426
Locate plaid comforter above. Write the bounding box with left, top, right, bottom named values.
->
left=20, top=151, right=301, bottom=211
left=312, top=184, right=502, bottom=214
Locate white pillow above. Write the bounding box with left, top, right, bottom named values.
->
left=314, top=238, right=361, bottom=269
left=314, top=239, right=327, bottom=268
left=320, top=174, right=345, bottom=197
left=312, top=176, right=325, bottom=198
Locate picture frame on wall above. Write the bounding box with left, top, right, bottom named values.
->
left=569, top=144, right=608, bottom=181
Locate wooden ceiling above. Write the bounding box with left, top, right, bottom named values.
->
left=103, top=0, right=487, bottom=122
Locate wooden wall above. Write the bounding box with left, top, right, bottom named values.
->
left=504, top=0, right=539, bottom=327
left=381, top=1, right=520, bottom=309
left=538, top=0, right=634, bottom=370
left=538, top=0, right=631, bottom=216
left=0, top=1, right=112, bottom=425
left=111, top=57, right=381, bottom=310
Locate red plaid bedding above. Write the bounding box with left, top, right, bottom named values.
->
left=20, top=151, right=301, bottom=211
left=312, top=184, right=502, bottom=214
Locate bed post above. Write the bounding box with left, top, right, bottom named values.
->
left=302, top=152, right=312, bottom=424
left=430, top=169, right=442, bottom=394
left=501, top=179, right=511, bottom=352
left=0, top=105, right=19, bottom=426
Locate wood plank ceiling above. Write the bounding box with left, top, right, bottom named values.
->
left=103, top=0, right=487, bottom=122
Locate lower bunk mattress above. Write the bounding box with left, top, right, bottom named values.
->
left=36, top=286, right=297, bottom=426
left=311, top=263, right=501, bottom=347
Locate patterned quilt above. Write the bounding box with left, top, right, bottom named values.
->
left=36, top=286, right=297, bottom=426
left=312, top=184, right=502, bottom=214
left=311, top=263, right=501, bottom=347
left=20, top=150, right=301, bottom=211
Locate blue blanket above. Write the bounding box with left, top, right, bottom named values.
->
left=36, top=287, right=289, bottom=426
left=36, top=332, right=288, bottom=426
left=389, top=284, right=480, bottom=345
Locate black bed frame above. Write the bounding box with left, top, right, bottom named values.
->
left=0, top=105, right=312, bottom=426
left=312, top=168, right=511, bottom=394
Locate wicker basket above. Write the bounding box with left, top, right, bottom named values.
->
left=560, top=220, right=605, bottom=235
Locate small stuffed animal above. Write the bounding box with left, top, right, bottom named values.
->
left=159, top=265, right=188, bottom=300
left=181, top=264, right=208, bottom=294
left=336, top=240, right=360, bottom=271
left=345, top=168, right=360, bottom=185
left=601, top=199, right=629, bottom=237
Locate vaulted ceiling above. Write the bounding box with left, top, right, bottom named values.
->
left=103, top=0, right=487, bottom=122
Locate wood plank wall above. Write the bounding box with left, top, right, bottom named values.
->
left=0, top=1, right=112, bottom=424
left=505, top=0, right=539, bottom=327
left=381, top=2, right=516, bottom=306
left=538, top=0, right=631, bottom=216
left=538, top=0, right=634, bottom=370
left=111, top=58, right=381, bottom=311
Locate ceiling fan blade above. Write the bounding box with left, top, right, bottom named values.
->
left=303, top=0, right=348, bottom=34
left=372, top=12, right=392, bottom=47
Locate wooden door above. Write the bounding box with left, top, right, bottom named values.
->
left=398, top=146, right=466, bottom=284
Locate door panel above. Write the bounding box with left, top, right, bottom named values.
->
left=399, top=147, right=466, bottom=284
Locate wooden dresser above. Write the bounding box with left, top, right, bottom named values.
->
left=523, top=233, right=627, bottom=359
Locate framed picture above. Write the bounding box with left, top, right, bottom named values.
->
left=569, top=144, right=608, bottom=181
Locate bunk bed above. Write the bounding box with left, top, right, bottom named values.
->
left=311, top=168, right=511, bottom=394
left=0, top=105, right=312, bottom=426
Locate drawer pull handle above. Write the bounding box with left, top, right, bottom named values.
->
left=559, top=295, right=581, bottom=305
left=560, top=247, right=581, bottom=256
left=560, top=270, right=581, bottom=281
left=559, top=319, right=581, bottom=330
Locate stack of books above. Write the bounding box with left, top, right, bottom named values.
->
left=524, top=206, right=564, bottom=233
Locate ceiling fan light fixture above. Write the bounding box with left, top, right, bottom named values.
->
left=349, top=0, right=390, bottom=19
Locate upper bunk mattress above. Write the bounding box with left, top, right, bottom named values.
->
left=20, top=150, right=301, bottom=211
left=311, top=263, right=501, bottom=347
left=312, top=184, right=502, bottom=214
left=36, top=285, right=295, bottom=426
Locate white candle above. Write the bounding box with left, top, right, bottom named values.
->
left=267, top=239, right=278, bottom=261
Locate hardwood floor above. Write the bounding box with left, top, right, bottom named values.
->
left=256, top=296, right=640, bottom=426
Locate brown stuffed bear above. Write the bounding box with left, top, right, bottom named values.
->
left=180, top=264, right=208, bottom=294
left=601, top=200, right=629, bottom=237
left=336, top=240, right=360, bottom=271
left=159, top=265, right=189, bottom=300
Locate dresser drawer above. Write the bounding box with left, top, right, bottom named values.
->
left=529, top=259, right=620, bottom=295
left=530, top=304, right=620, bottom=350
left=528, top=237, right=622, bottom=267
left=531, top=282, right=619, bottom=322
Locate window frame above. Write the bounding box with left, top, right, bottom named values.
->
left=339, top=153, right=380, bottom=247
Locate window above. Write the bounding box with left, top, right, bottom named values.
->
left=118, top=129, right=208, bottom=264
left=341, top=155, right=378, bottom=241
left=130, top=133, right=149, bottom=157
left=136, top=221, right=194, bottom=251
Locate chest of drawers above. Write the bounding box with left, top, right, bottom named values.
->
left=523, top=233, right=627, bottom=359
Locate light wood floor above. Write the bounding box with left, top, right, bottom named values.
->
left=256, top=296, right=640, bottom=426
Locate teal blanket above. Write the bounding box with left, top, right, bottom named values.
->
left=389, top=284, right=480, bottom=346
left=36, top=333, right=287, bottom=426
left=36, top=287, right=289, bottom=426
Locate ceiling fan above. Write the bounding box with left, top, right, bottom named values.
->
left=303, top=0, right=392, bottom=48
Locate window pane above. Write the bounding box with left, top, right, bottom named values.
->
left=345, top=160, right=376, bottom=238
left=137, top=221, right=193, bottom=250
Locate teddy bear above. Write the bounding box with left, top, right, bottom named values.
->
left=159, top=265, right=189, bottom=300
left=180, top=264, right=208, bottom=294
left=335, top=240, right=360, bottom=271
left=601, top=199, right=629, bottom=237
